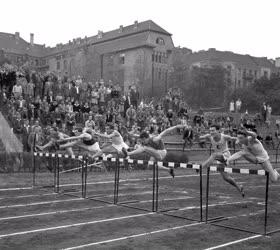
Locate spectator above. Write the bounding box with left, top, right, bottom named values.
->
left=12, top=81, right=22, bottom=99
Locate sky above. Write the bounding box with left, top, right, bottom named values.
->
left=1, top=0, right=279, bottom=59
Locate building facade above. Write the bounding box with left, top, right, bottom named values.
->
left=175, top=48, right=280, bottom=90
left=0, top=20, right=174, bottom=97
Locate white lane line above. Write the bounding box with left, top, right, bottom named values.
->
left=203, top=235, right=262, bottom=250
left=0, top=198, right=82, bottom=209
left=178, top=200, right=254, bottom=211
left=0, top=198, right=252, bottom=221
left=0, top=193, right=57, bottom=200
left=62, top=210, right=266, bottom=250
left=62, top=222, right=203, bottom=250
left=0, top=187, right=32, bottom=191
left=0, top=173, right=217, bottom=192
left=0, top=196, right=193, bottom=221
left=0, top=205, right=114, bottom=221
left=0, top=212, right=154, bottom=239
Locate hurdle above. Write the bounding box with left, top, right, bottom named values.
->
left=33, top=152, right=57, bottom=191
left=33, top=152, right=86, bottom=198
left=33, top=151, right=202, bottom=222
left=83, top=155, right=120, bottom=205
left=205, top=165, right=280, bottom=236
left=154, top=161, right=203, bottom=222
left=56, top=153, right=86, bottom=198
left=113, top=158, right=158, bottom=212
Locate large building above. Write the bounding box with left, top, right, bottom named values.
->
left=171, top=48, right=280, bottom=90
left=0, top=20, right=175, bottom=97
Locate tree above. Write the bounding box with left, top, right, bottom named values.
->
left=186, top=66, right=227, bottom=108
left=229, top=76, right=280, bottom=114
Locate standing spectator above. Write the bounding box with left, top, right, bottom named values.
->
left=12, top=81, right=22, bottom=99
left=85, top=115, right=95, bottom=128
left=261, top=102, right=267, bottom=123
left=126, top=105, right=137, bottom=128
left=236, top=98, right=242, bottom=113
left=266, top=104, right=272, bottom=127
left=229, top=100, right=235, bottom=113
left=130, top=85, right=139, bottom=108
left=22, top=119, right=32, bottom=151
left=26, top=80, right=35, bottom=101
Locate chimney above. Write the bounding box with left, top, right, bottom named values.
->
left=15, top=32, right=20, bottom=39
left=30, top=33, right=34, bottom=46
left=134, top=21, right=138, bottom=29
left=97, top=30, right=103, bottom=39
left=119, top=25, right=124, bottom=33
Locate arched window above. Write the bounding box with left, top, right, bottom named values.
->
left=156, top=37, right=165, bottom=45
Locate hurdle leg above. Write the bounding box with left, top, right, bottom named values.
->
left=32, top=152, right=36, bottom=187
left=56, top=156, right=60, bottom=193
left=155, top=163, right=159, bottom=212
left=82, top=157, right=85, bottom=198
left=152, top=162, right=156, bottom=212
left=205, top=167, right=210, bottom=223
left=53, top=155, right=57, bottom=193
left=200, top=164, right=203, bottom=222
left=114, top=160, right=120, bottom=204
left=264, top=173, right=270, bottom=235
left=83, top=157, right=88, bottom=198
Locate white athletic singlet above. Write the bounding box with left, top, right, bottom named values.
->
left=111, top=130, right=129, bottom=152
left=210, top=134, right=229, bottom=154
left=242, top=137, right=269, bottom=162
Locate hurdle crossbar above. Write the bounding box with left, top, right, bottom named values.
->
left=206, top=165, right=280, bottom=236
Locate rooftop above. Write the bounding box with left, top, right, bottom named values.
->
left=0, top=20, right=172, bottom=58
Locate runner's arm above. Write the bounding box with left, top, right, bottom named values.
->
left=223, top=134, right=238, bottom=141
left=199, top=134, right=210, bottom=140
left=244, top=129, right=257, bottom=140
left=155, top=124, right=186, bottom=140
left=95, top=131, right=116, bottom=139
left=57, top=133, right=88, bottom=142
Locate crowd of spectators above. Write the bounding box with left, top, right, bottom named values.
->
left=0, top=64, right=191, bottom=152
left=0, top=63, right=279, bottom=154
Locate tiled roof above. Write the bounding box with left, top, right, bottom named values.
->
left=47, top=20, right=171, bottom=55
left=0, top=20, right=171, bottom=58
left=0, top=32, right=46, bottom=57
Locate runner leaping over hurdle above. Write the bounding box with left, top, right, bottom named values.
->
left=122, top=124, right=187, bottom=178
left=90, top=123, right=129, bottom=159
left=199, top=124, right=245, bottom=197
left=226, top=128, right=280, bottom=182
left=57, top=127, right=101, bottom=157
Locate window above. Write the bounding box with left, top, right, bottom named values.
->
left=35, top=59, right=39, bottom=66
left=152, top=54, right=154, bottom=62
left=63, top=60, right=67, bottom=70
left=254, top=70, right=257, bottom=77
left=263, top=70, right=268, bottom=78
left=158, top=68, right=161, bottom=80
left=119, top=54, right=125, bottom=64
left=155, top=54, right=158, bottom=63
left=159, top=54, right=162, bottom=63
left=156, top=37, right=165, bottom=45
left=238, top=80, right=241, bottom=88
left=57, top=61, right=60, bottom=70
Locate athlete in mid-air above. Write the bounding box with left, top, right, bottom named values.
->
left=199, top=124, right=245, bottom=197
left=122, top=124, right=187, bottom=178
left=226, top=128, right=280, bottom=182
